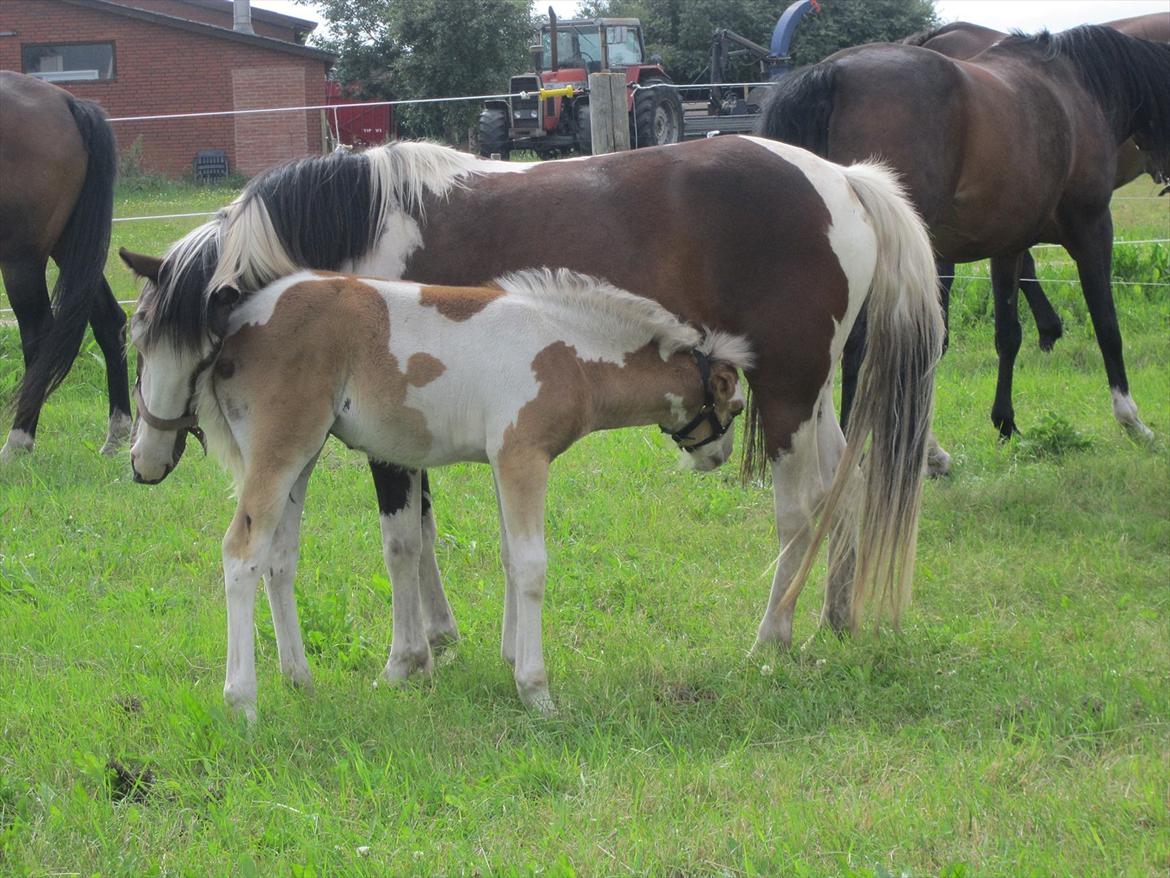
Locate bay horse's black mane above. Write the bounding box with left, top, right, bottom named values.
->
left=998, top=25, right=1170, bottom=152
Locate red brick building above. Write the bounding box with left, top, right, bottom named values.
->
left=0, top=0, right=335, bottom=178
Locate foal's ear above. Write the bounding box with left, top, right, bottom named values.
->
left=711, top=364, right=743, bottom=412
left=207, top=285, right=241, bottom=337
left=119, top=247, right=163, bottom=281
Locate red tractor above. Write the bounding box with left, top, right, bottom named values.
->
left=478, top=10, right=683, bottom=159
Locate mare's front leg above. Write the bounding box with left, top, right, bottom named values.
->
left=262, top=456, right=320, bottom=690
left=990, top=253, right=1024, bottom=438
left=91, top=278, right=132, bottom=455
left=369, top=463, right=459, bottom=653
left=1018, top=251, right=1063, bottom=352
left=372, top=463, right=433, bottom=684
left=492, top=452, right=553, bottom=713
left=1063, top=211, right=1153, bottom=440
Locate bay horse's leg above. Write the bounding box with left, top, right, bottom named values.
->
left=419, top=471, right=459, bottom=653
left=492, top=452, right=554, bottom=713
left=1, top=259, right=51, bottom=460
left=1018, top=250, right=1063, bottom=352
left=1063, top=212, right=1153, bottom=439
left=990, top=253, right=1024, bottom=438
left=89, top=278, right=132, bottom=455
left=262, top=455, right=319, bottom=690
left=753, top=391, right=830, bottom=651
left=374, top=465, right=434, bottom=684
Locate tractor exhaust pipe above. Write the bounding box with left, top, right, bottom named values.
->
left=548, top=6, right=559, bottom=71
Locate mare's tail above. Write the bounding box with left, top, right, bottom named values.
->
left=755, top=62, right=837, bottom=158
left=15, top=97, right=118, bottom=423
left=780, top=161, right=944, bottom=629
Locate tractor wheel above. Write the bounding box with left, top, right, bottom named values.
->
left=632, top=81, right=683, bottom=148
left=478, top=108, right=510, bottom=159
left=575, top=101, right=592, bottom=154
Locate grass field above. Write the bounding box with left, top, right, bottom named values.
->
left=1, top=176, right=1167, bottom=876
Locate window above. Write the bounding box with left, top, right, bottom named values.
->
left=22, top=43, right=115, bottom=82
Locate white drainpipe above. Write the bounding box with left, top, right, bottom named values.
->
left=233, top=0, right=254, bottom=34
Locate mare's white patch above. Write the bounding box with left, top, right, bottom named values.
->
left=741, top=136, right=879, bottom=360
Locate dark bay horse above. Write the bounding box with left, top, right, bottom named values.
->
left=122, top=135, right=944, bottom=665
left=903, top=15, right=1170, bottom=359
left=760, top=25, right=1170, bottom=449
left=0, top=71, right=130, bottom=460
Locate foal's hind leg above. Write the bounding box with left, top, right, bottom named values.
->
left=89, top=278, right=132, bottom=455
left=372, top=464, right=433, bottom=684
left=1018, top=251, right=1062, bottom=352
left=1, top=259, right=51, bottom=459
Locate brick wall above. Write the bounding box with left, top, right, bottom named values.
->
left=0, top=0, right=329, bottom=178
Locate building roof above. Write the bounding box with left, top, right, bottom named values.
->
left=173, top=0, right=319, bottom=33
left=60, top=0, right=336, bottom=63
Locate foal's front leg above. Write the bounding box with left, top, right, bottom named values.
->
left=492, top=453, right=553, bottom=713
left=262, top=456, right=319, bottom=690
left=372, top=464, right=433, bottom=684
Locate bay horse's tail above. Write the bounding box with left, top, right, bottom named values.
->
left=14, top=97, right=118, bottom=423
left=755, top=62, right=836, bottom=158
left=781, top=162, right=944, bottom=630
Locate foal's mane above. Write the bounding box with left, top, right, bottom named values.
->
left=999, top=25, right=1170, bottom=148
left=495, top=269, right=754, bottom=370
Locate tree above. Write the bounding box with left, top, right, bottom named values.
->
left=580, top=0, right=939, bottom=83
left=301, top=0, right=534, bottom=143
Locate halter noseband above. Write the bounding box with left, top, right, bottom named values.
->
left=661, top=350, right=735, bottom=452
left=133, top=338, right=224, bottom=456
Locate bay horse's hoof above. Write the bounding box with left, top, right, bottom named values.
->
left=100, top=411, right=133, bottom=456
left=1037, top=326, right=1062, bottom=352
left=0, top=429, right=34, bottom=461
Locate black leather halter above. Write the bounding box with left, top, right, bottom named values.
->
left=661, top=350, right=734, bottom=452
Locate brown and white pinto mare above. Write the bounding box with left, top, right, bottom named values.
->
left=122, top=263, right=753, bottom=716
left=903, top=14, right=1170, bottom=360
left=122, top=136, right=943, bottom=712
left=761, top=25, right=1170, bottom=450
left=0, top=71, right=129, bottom=460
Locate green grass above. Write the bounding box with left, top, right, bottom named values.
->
left=0, top=178, right=1167, bottom=876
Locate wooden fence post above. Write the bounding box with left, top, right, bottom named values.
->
left=589, top=72, right=631, bottom=155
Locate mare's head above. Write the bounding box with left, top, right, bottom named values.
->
left=662, top=332, right=751, bottom=472
left=119, top=227, right=235, bottom=484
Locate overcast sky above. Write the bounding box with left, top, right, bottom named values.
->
left=253, top=0, right=1168, bottom=39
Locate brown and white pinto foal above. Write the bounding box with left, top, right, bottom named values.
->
left=123, top=262, right=750, bottom=716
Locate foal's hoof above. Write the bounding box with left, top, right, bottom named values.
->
left=427, top=627, right=460, bottom=657
left=518, top=683, right=557, bottom=716
left=378, top=651, right=434, bottom=686
left=223, top=693, right=257, bottom=725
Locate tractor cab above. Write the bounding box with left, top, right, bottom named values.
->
left=536, top=18, right=647, bottom=79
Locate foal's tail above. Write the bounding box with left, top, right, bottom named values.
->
left=14, top=97, right=118, bottom=422
left=783, top=162, right=944, bottom=630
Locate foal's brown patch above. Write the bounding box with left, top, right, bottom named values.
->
left=405, top=352, right=446, bottom=387
left=418, top=284, right=505, bottom=322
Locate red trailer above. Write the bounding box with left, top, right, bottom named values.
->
left=325, top=81, right=393, bottom=148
